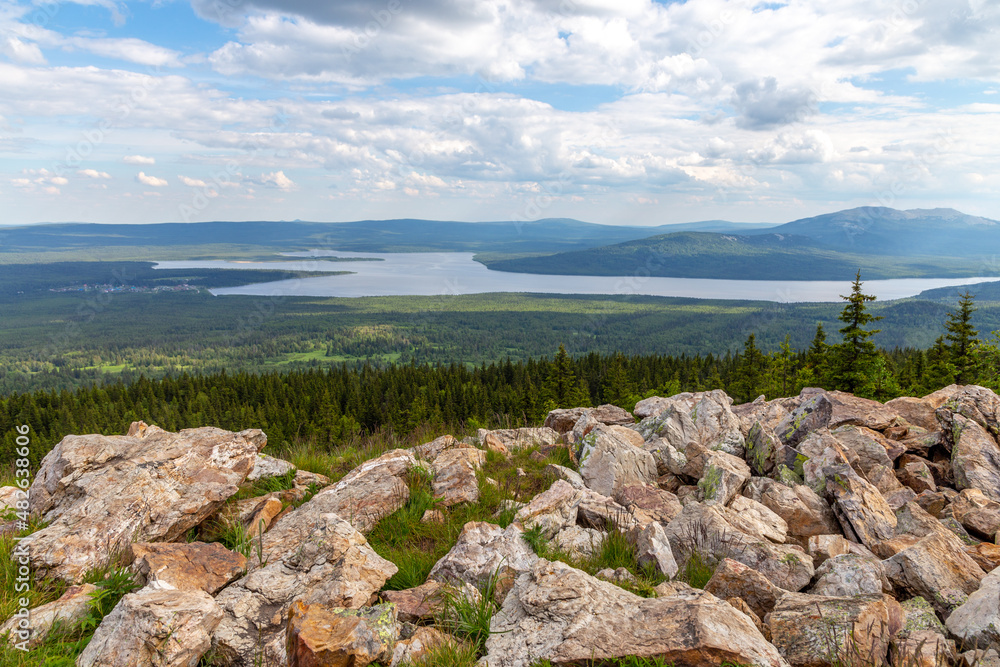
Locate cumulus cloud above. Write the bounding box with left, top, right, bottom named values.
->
left=123, top=155, right=156, bottom=165
left=255, top=170, right=296, bottom=191
left=136, top=172, right=168, bottom=187
left=78, top=169, right=111, bottom=179
left=178, top=175, right=208, bottom=187
left=732, top=78, right=818, bottom=131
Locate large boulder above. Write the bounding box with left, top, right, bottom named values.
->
left=882, top=530, right=986, bottom=617
left=704, top=558, right=784, bottom=619
left=615, top=483, right=683, bottom=525
left=246, top=453, right=296, bottom=482
left=26, top=423, right=265, bottom=582
left=212, top=513, right=396, bottom=666
left=829, top=425, right=896, bottom=473
left=744, top=478, right=840, bottom=539
left=950, top=488, right=1000, bottom=541
left=285, top=601, right=398, bottom=667
left=427, top=522, right=537, bottom=592
left=691, top=389, right=746, bottom=457
left=482, top=559, right=787, bottom=667
left=77, top=587, right=223, bottom=667
left=513, top=480, right=580, bottom=539
left=477, top=427, right=560, bottom=451
left=822, top=463, right=897, bottom=549
left=767, top=592, right=903, bottom=667
left=941, top=384, right=1000, bottom=435
left=544, top=405, right=634, bottom=433
left=578, top=425, right=657, bottom=497
left=949, top=414, right=1000, bottom=502
left=777, top=390, right=896, bottom=447
left=722, top=495, right=788, bottom=543
left=634, top=406, right=698, bottom=452
left=432, top=447, right=486, bottom=507
left=808, top=553, right=889, bottom=597
left=128, top=542, right=246, bottom=595
left=945, top=566, right=1000, bottom=650
left=691, top=450, right=751, bottom=506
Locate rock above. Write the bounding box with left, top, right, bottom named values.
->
left=286, top=601, right=397, bottom=667
left=893, top=597, right=955, bottom=667
left=212, top=513, right=396, bottom=666
left=597, top=567, right=637, bottom=586
left=727, top=596, right=772, bottom=642
left=951, top=488, right=1000, bottom=541
left=553, top=525, right=604, bottom=560
left=578, top=425, right=657, bottom=498
left=777, top=390, right=896, bottom=448
left=477, top=427, right=559, bottom=452
left=128, top=542, right=246, bottom=595
left=232, top=494, right=285, bottom=537
left=965, top=542, right=1000, bottom=572
left=885, top=488, right=919, bottom=512
left=746, top=422, right=781, bottom=475
left=664, top=502, right=814, bottom=591
left=0, top=486, right=24, bottom=514
left=805, top=535, right=850, bottom=566
left=950, top=414, right=1000, bottom=502
left=427, top=522, right=537, bottom=592
left=0, top=583, right=96, bottom=650
left=962, top=649, right=1000, bottom=667
left=421, top=509, right=445, bottom=524
left=544, top=405, right=634, bottom=432
left=293, top=469, right=330, bottom=489
left=688, top=390, right=746, bottom=457
left=830, top=425, right=896, bottom=473
left=575, top=489, right=637, bottom=532
left=941, top=384, right=1000, bottom=435
left=412, top=435, right=459, bottom=461
left=543, top=464, right=584, bottom=489
left=886, top=390, right=956, bottom=431
left=483, top=559, right=787, bottom=667
left=722, top=495, right=788, bottom=543
left=809, top=553, right=889, bottom=597
left=615, top=484, right=683, bottom=525
left=382, top=580, right=479, bottom=624
left=823, top=463, right=897, bottom=549
left=868, top=464, right=906, bottom=496
left=945, top=566, right=1000, bottom=649
left=745, top=478, right=840, bottom=538
left=634, top=392, right=702, bottom=419
left=635, top=406, right=698, bottom=457
left=768, top=592, right=903, bottom=667
left=691, top=449, right=751, bottom=506
left=914, top=490, right=949, bottom=517
left=77, top=587, right=223, bottom=667
left=432, top=447, right=486, bottom=507
left=513, top=480, right=579, bottom=538
left=246, top=453, right=296, bottom=482
left=389, top=627, right=459, bottom=667
left=632, top=521, right=678, bottom=578
left=26, top=424, right=265, bottom=583
left=898, top=460, right=938, bottom=494
left=704, top=558, right=783, bottom=619
left=883, top=531, right=986, bottom=617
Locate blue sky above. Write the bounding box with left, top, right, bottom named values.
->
left=1, top=0, right=998, bottom=225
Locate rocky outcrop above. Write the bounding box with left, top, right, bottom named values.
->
left=26, top=424, right=265, bottom=583
left=544, top=405, right=634, bottom=432
left=578, top=425, right=657, bottom=497
left=513, top=479, right=579, bottom=538
left=128, top=542, right=246, bottom=595
left=427, top=522, right=537, bottom=591
left=285, top=601, right=398, bottom=667
left=882, top=530, right=985, bottom=616
left=950, top=414, right=1000, bottom=502
left=945, top=566, right=1000, bottom=650
left=483, top=559, right=787, bottom=667
left=432, top=447, right=486, bottom=507
left=478, top=427, right=559, bottom=451
left=246, top=453, right=295, bottom=482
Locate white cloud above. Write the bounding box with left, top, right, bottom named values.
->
left=136, top=172, right=168, bottom=187
left=124, top=155, right=156, bottom=165
left=78, top=169, right=111, bottom=179
left=256, top=170, right=295, bottom=191
left=1, top=36, right=46, bottom=65
left=178, top=175, right=208, bottom=187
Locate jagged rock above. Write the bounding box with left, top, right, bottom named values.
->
left=615, top=483, right=682, bottom=525
left=945, top=566, right=1000, bottom=649
left=246, top=453, right=296, bottom=482
left=805, top=534, right=850, bottom=566
left=830, top=425, right=897, bottom=473
left=78, top=587, right=223, bottom=667
left=544, top=405, right=634, bottom=433
left=412, top=434, right=459, bottom=461
left=726, top=596, right=772, bottom=642
left=513, top=479, right=579, bottom=538
left=632, top=521, right=678, bottom=578
left=553, top=525, right=604, bottom=560
left=293, top=469, right=330, bottom=489
left=745, top=478, right=840, bottom=538
left=868, top=463, right=906, bottom=496
left=0, top=486, right=22, bottom=514
left=421, top=509, right=445, bottom=524
left=635, top=406, right=698, bottom=454
left=951, top=488, right=1000, bottom=541
left=543, top=464, right=584, bottom=489
left=886, top=388, right=958, bottom=431
left=746, top=421, right=781, bottom=475
left=797, top=429, right=857, bottom=490
left=427, top=522, right=537, bottom=592
left=230, top=494, right=285, bottom=537
left=0, top=583, right=95, bottom=650
left=578, top=425, right=657, bottom=497
left=883, top=531, right=986, bottom=617
left=477, top=427, right=559, bottom=451
left=664, top=502, right=814, bottom=591
left=965, top=542, right=1000, bottom=572
left=809, top=553, right=889, bottom=597
left=898, top=460, right=938, bottom=494
left=128, top=542, right=246, bottom=595
left=941, top=384, right=1000, bottom=435
left=575, top=488, right=637, bottom=531
left=643, top=437, right=692, bottom=477
left=634, top=392, right=703, bottom=419
left=389, top=627, right=460, bottom=667
left=704, top=558, right=783, bottom=619
left=286, top=601, right=398, bottom=667
left=483, top=559, right=787, bottom=667
left=914, top=489, right=948, bottom=517
left=433, top=447, right=486, bottom=507
left=823, top=463, right=897, bottom=549
left=597, top=567, right=638, bottom=586
left=213, top=513, right=396, bottom=666
left=722, top=495, right=788, bottom=543
left=949, top=414, right=1000, bottom=502
left=26, top=424, right=265, bottom=583
left=893, top=597, right=955, bottom=667
left=734, top=395, right=792, bottom=435
left=777, top=390, right=896, bottom=448
left=768, top=592, right=903, bottom=667
left=690, top=449, right=751, bottom=506
left=962, top=649, right=1000, bottom=667
left=691, top=389, right=747, bottom=457
left=382, top=580, right=480, bottom=624
left=885, top=488, right=919, bottom=511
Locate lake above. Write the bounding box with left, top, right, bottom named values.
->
left=153, top=250, right=996, bottom=303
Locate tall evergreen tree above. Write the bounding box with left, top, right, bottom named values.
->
left=732, top=333, right=766, bottom=402
left=831, top=271, right=882, bottom=395
left=945, top=291, right=979, bottom=384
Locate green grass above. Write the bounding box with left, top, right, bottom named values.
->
left=405, top=639, right=480, bottom=667
left=675, top=550, right=716, bottom=589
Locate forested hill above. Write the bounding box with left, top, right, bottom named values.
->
left=479, top=231, right=986, bottom=280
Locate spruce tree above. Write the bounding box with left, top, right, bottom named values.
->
left=945, top=291, right=979, bottom=384
left=732, top=333, right=766, bottom=402
left=832, top=271, right=882, bottom=395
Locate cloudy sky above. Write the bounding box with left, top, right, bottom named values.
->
left=1, top=0, right=998, bottom=226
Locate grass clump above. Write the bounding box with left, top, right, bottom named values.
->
left=436, top=567, right=503, bottom=656
left=232, top=469, right=297, bottom=502
left=405, top=640, right=479, bottom=667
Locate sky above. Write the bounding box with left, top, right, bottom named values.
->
left=0, top=0, right=998, bottom=226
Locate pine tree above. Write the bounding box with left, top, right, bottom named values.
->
left=831, top=271, right=882, bottom=395
left=945, top=291, right=979, bottom=385
left=732, top=333, right=766, bottom=402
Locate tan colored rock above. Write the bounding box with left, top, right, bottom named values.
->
left=411, top=434, right=459, bottom=461
left=893, top=597, right=955, bottom=667
left=689, top=449, right=751, bottom=506
left=77, top=587, right=223, bottom=667
left=129, top=542, right=246, bottom=595
left=575, top=488, right=638, bottom=532
left=806, top=534, right=850, bottom=566
left=286, top=601, right=397, bottom=667
left=726, top=596, right=772, bottom=642
left=389, top=627, right=460, bottom=667
left=427, top=522, right=537, bottom=592
left=778, top=390, right=896, bottom=448
left=965, top=542, right=1000, bottom=572
left=26, top=424, right=264, bottom=583
left=483, top=559, right=787, bottom=667
left=634, top=392, right=703, bottom=419
left=883, top=531, right=986, bottom=617
left=867, top=463, right=906, bottom=497
left=632, top=521, right=678, bottom=578
left=544, top=405, right=633, bottom=432
left=950, top=414, right=1000, bottom=502
left=941, top=384, right=1000, bottom=434
left=914, top=489, right=948, bottom=517
left=432, top=447, right=486, bottom=507
left=768, top=592, right=903, bottom=667
left=746, top=478, right=840, bottom=538
left=636, top=408, right=698, bottom=471
left=0, top=486, right=24, bottom=514
left=578, top=425, right=657, bottom=498
left=0, top=583, right=95, bottom=650
left=886, top=391, right=955, bottom=431
left=722, top=495, right=788, bottom=543
left=212, top=513, right=396, bottom=666
left=898, top=460, right=938, bottom=494
left=615, top=483, right=683, bottom=525
left=945, top=566, right=1000, bottom=650
left=382, top=580, right=480, bottom=624
left=824, top=463, right=897, bottom=549
left=543, top=464, right=585, bottom=490
left=691, top=389, right=747, bottom=457
left=246, top=453, right=295, bottom=482
left=553, top=525, right=604, bottom=560
left=421, top=509, right=445, bottom=524
left=293, top=469, right=330, bottom=489
left=477, top=427, right=559, bottom=452
left=229, top=494, right=285, bottom=538
left=951, top=488, right=1000, bottom=540
left=704, top=558, right=783, bottom=619
left=513, top=479, right=580, bottom=538
left=830, top=425, right=896, bottom=473
left=809, top=553, right=889, bottom=597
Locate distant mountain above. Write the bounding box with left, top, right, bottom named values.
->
left=754, top=207, right=1000, bottom=257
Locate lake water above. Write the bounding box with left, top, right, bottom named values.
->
left=153, top=250, right=997, bottom=303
